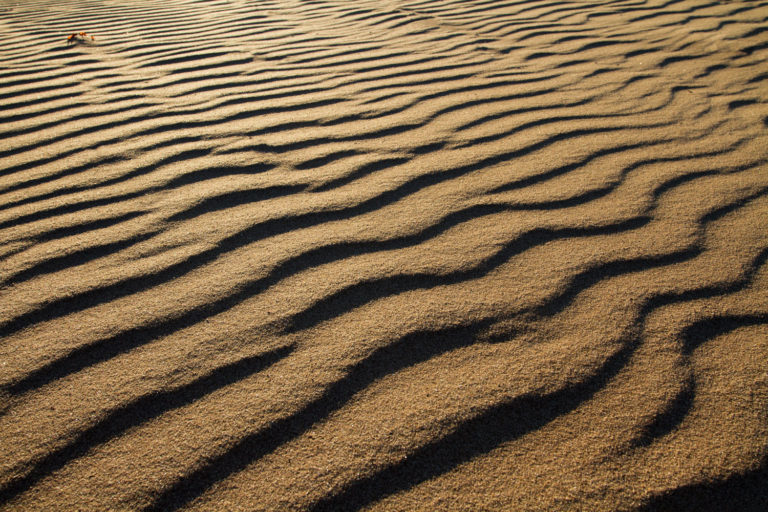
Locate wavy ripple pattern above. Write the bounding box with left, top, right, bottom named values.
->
left=1, top=0, right=767, bottom=511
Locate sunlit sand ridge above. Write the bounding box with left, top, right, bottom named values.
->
left=0, top=0, right=767, bottom=510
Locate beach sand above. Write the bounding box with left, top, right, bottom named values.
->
left=1, top=0, right=767, bottom=510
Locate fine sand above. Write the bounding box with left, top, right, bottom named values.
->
left=1, top=0, right=767, bottom=510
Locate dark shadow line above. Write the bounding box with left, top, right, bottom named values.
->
left=292, top=49, right=417, bottom=69
left=651, top=245, right=768, bottom=317
left=536, top=247, right=699, bottom=318
left=0, top=344, right=294, bottom=505
left=680, top=313, right=768, bottom=355
left=285, top=216, right=651, bottom=332
left=631, top=376, right=696, bottom=448
left=311, top=157, right=410, bottom=193
left=0, top=69, right=74, bottom=92
left=265, top=45, right=394, bottom=67
left=0, top=103, right=169, bottom=162
left=132, top=97, right=347, bottom=139
left=0, top=189, right=148, bottom=230
left=4, top=157, right=275, bottom=216
left=728, top=98, right=758, bottom=110
left=0, top=100, right=91, bottom=127
left=700, top=186, right=768, bottom=225
left=555, top=58, right=593, bottom=69
left=28, top=211, right=148, bottom=243
left=6, top=138, right=759, bottom=398
left=526, top=38, right=637, bottom=61
left=297, top=199, right=768, bottom=509
left=0, top=65, right=59, bottom=81
left=246, top=120, right=320, bottom=138
left=456, top=97, right=592, bottom=132
left=162, top=73, right=324, bottom=98
left=167, top=184, right=308, bottom=221
left=628, top=259, right=768, bottom=448
left=2, top=231, right=159, bottom=287
left=151, top=57, right=254, bottom=75
left=135, top=50, right=232, bottom=68
left=493, top=134, right=748, bottom=197
left=741, top=25, right=768, bottom=39
left=342, top=59, right=494, bottom=89
left=295, top=150, right=362, bottom=170
left=409, top=141, right=446, bottom=155
left=504, top=114, right=751, bottom=194
left=650, top=170, right=720, bottom=199
left=163, top=162, right=277, bottom=189
left=506, top=186, right=614, bottom=209
left=0, top=101, right=153, bottom=144
left=491, top=140, right=649, bottom=193
left=626, top=47, right=662, bottom=58
left=0, top=91, right=83, bottom=114
left=0, top=149, right=214, bottom=212
left=247, top=121, right=425, bottom=154
left=460, top=113, right=652, bottom=149
left=740, top=40, right=768, bottom=57
left=658, top=53, right=714, bottom=68
left=0, top=153, right=129, bottom=195
left=628, top=1, right=720, bottom=23
left=638, top=456, right=768, bottom=512
left=516, top=26, right=592, bottom=43
left=426, top=84, right=565, bottom=118
left=419, top=73, right=563, bottom=103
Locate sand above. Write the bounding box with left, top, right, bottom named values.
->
left=0, top=0, right=767, bottom=510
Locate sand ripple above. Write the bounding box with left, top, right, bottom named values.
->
left=1, top=0, right=767, bottom=510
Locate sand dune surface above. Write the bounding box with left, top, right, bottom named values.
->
left=1, top=0, right=767, bottom=510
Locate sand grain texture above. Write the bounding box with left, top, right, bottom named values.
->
left=1, top=0, right=767, bottom=510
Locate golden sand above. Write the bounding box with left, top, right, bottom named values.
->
left=0, top=0, right=767, bottom=510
